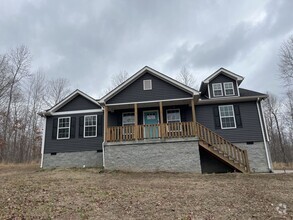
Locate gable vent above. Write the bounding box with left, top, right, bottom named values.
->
left=143, top=79, right=152, bottom=90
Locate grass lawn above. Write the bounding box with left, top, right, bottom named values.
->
left=0, top=164, right=292, bottom=219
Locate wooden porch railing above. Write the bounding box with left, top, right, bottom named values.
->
left=106, top=121, right=196, bottom=142
left=195, top=122, right=250, bottom=173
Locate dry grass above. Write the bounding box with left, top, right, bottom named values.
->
left=0, top=164, right=293, bottom=219
left=273, top=162, right=293, bottom=170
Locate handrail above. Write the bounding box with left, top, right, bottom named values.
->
left=106, top=121, right=196, bottom=142
left=195, top=122, right=250, bottom=172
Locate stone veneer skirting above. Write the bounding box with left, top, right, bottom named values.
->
left=42, top=151, right=103, bottom=168
left=234, top=142, right=271, bottom=173
left=104, top=138, right=201, bottom=173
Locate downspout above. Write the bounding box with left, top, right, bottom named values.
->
left=40, top=115, right=47, bottom=168
left=256, top=98, right=272, bottom=172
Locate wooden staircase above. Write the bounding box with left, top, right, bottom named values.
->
left=196, top=122, right=250, bottom=173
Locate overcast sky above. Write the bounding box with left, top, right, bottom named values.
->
left=1, top=0, right=293, bottom=98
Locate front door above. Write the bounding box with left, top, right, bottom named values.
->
left=143, top=111, right=159, bottom=139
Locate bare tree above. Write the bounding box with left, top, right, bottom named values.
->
left=3, top=45, right=31, bottom=142
left=0, top=55, right=11, bottom=100
left=44, top=78, right=71, bottom=107
left=111, top=70, right=128, bottom=88
left=279, top=35, right=293, bottom=86
left=176, top=66, right=197, bottom=89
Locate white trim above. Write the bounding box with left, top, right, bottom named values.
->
left=143, top=79, right=152, bottom=90
left=218, top=105, right=237, bottom=129
left=122, top=112, right=135, bottom=126
left=236, top=83, right=240, bottom=97
left=166, top=109, right=181, bottom=123
left=49, top=89, right=101, bottom=113
left=256, top=99, right=272, bottom=171
left=99, top=66, right=199, bottom=103
left=203, top=68, right=244, bottom=84
left=106, top=97, right=193, bottom=106
left=212, top=83, right=223, bottom=97
left=143, top=110, right=160, bottom=125
left=40, top=117, right=47, bottom=168
left=223, top=82, right=235, bottom=96
left=83, top=115, right=97, bottom=138
left=102, top=141, right=105, bottom=168
left=57, top=117, right=71, bottom=140
left=51, top=109, right=103, bottom=116
left=207, top=84, right=211, bottom=99
left=197, top=95, right=267, bottom=105
left=260, top=100, right=270, bottom=141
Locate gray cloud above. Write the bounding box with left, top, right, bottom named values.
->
left=0, top=0, right=292, bottom=97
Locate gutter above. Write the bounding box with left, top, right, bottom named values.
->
left=256, top=98, right=273, bottom=172
left=40, top=117, right=47, bottom=168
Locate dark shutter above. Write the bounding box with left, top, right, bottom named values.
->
left=79, top=116, right=84, bottom=138
left=52, top=118, right=58, bottom=139
left=70, top=117, right=76, bottom=138
left=97, top=115, right=103, bottom=137
left=213, top=106, right=221, bottom=129
left=234, top=105, right=242, bottom=128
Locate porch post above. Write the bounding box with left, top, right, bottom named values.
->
left=104, top=106, right=108, bottom=142
left=159, top=101, right=164, bottom=138
left=134, top=103, right=138, bottom=140
left=191, top=99, right=197, bottom=136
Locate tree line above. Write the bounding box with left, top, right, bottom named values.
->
left=0, top=46, right=70, bottom=163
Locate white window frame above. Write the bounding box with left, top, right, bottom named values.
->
left=122, top=112, right=135, bottom=126
left=166, top=109, right=182, bottom=132
left=212, top=83, right=223, bottom=97
left=223, top=82, right=235, bottom=96
left=218, top=105, right=237, bottom=129
left=57, top=117, right=71, bottom=140
left=122, top=112, right=135, bottom=136
left=84, top=115, right=97, bottom=138
left=143, top=79, right=152, bottom=90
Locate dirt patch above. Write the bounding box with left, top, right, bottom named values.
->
left=0, top=165, right=292, bottom=219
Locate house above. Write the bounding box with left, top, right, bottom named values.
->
left=39, top=66, right=272, bottom=173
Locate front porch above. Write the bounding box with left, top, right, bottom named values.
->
left=104, top=99, right=197, bottom=142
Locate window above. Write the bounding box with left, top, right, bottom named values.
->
left=122, top=112, right=135, bottom=126
left=84, top=115, right=97, bottom=138
left=219, top=105, right=236, bottom=129
left=166, top=109, right=181, bottom=132
left=212, top=83, right=223, bottom=97
left=57, top=117, right=70, bottom=139
left=122, top=112, right=135, bottom=136
left=224, top=82, right=235, bottom=96
left=143, top=79, right=152, bottom=90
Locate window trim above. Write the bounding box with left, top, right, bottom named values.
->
left=223, top=82, right=235, bottom=96
left=122, top=112, right=135, bottom=126
left=212, top=83, right=223, bottom=97
left=166, top=109, right=182, bottom=132
left=57, top=117, right=71, bottom=140
left=166, top=109, right=181, bottom=123
left=143, top=79, right=152, bottom=90
left=83, top=115, right=97, bottom=138
left=218, top=105, right=237, bottom=129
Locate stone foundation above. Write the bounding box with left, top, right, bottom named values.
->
left=43, top=151, right=103, bottom=168
left=234, top=142, right=271, bottom=173
left=104, top=138, right=201, bottom=173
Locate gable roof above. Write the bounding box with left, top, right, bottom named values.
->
left=99, top=66, right=200, bottom=104
left=202, top=67, right=244, bottom=84
left=44, top=89, right=101, bottom=114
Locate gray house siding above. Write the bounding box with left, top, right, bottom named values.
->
left=107, top=72, right=192, bottom=104
left=44, top=112, right=103, bottom=153
left=196, top=101, right=264, bottom=143
left=108, top=105, right=192, bottom=127
left=57, top=94, right=101, bottom=112
left=208, top=73, right=239, bottom=98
